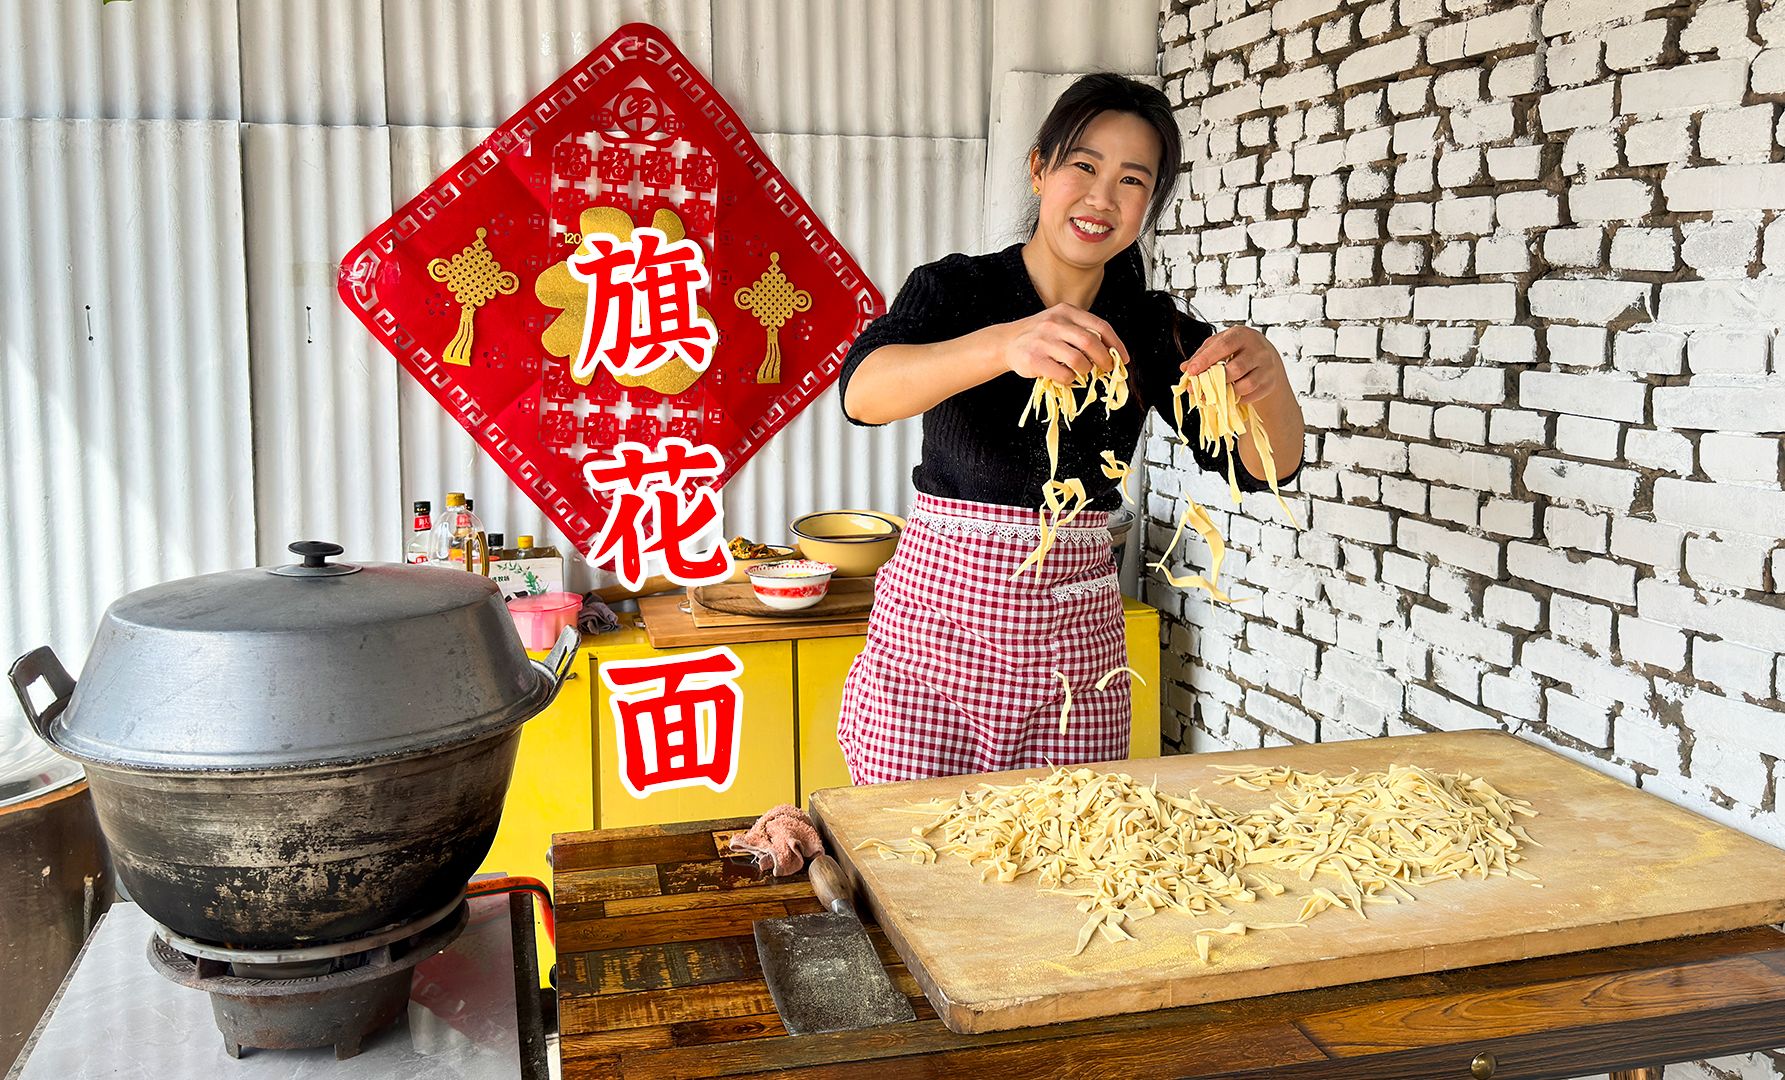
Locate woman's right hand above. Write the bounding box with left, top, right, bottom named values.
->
left=990, top=303, right=1132, bottom=385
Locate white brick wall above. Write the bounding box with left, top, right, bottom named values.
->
left=1153, top=6, right=1785, bottom=1072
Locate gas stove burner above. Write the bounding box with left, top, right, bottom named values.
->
left=146, top=899, right=469, bottom=1060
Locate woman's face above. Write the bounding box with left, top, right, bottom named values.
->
left=1031, top=110, right=1161, bottom=271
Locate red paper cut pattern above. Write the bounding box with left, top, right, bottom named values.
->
left=338, top=24, right=882, bottom=557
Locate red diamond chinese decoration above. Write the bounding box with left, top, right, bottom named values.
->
left=338, top=23, right=882, bottom=556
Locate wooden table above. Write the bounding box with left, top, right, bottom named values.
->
left=553, top=818, right=1785, bottom=1080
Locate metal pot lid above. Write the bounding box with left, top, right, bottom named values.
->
left=0, top=711, right=82, bottom=809
left=46, top=541, right=555, bottom=771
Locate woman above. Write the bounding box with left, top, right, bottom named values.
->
left=835, top=73, right=1305, bottom=785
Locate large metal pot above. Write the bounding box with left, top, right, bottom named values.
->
left=8, top=541, right=578, bottom=950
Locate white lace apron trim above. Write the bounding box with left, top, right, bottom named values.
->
left=1050, top=572, right=1120, bottom=602
left=913, top=510, right=1113, bottom=547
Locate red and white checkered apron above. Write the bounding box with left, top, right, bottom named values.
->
left=836, top=492, right=1131, bottom=785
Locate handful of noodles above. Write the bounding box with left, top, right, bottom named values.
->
left=1011, top=347, right=1129, bottom=580
left=1011, top=317, right=1301, bottom=607
left=1171, top=364, right=1300, bottom=529
left=1150, top=351, right=1301, bottom=604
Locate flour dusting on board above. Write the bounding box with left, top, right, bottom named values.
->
left=854, top=763, right=1539, bottom=962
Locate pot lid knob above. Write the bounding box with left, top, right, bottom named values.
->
left=268, top=540, right=361, bottom=578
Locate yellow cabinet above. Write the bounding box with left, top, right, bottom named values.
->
left=591, top=637, right=798, bottom=829
left=485, top=594, right=1161, bottom=983
left=795, top=596, right=1162, bottom=804
left=478, top=648, right=594, bottom=984
left=1125, top=597, right=1162, bottom=758
left=796, top=636, right=871, bottom=800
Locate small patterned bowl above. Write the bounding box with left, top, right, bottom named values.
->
left=746, top=559, right=837, bottom=611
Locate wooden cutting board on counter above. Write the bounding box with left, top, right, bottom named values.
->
left=637, top=593, right=870, bottom=648
left=689, top=577, right=875, bottom=623
left=810, top=729, right=1785, bottom=1034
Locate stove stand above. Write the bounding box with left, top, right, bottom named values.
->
left=146, top=900, right=469, bottom=1060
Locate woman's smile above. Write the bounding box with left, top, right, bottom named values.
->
left=1069, top=215, right=1116, bottom=243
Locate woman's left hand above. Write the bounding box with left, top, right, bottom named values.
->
left=1180, top=325, right=1288, bottom=404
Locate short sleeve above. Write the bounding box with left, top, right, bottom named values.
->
left=1136, top=291, right=1301, bottom=494
left=837, top=257, right=971, bottom=427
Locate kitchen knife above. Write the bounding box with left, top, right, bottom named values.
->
left=751, top=854, right=917, bottom=1035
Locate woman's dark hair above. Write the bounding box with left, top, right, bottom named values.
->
left=1029, top=73, right=1181, bottom=236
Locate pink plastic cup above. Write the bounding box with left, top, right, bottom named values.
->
left=506, top=592, right=582, bottom=651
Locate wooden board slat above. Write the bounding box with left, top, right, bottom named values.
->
left=555, top=865, right=664, bottom=906
left=557, top=937, right=762, bottom=998
left=602, top=881, right=817, bottom=918
left=550, top=829, right=722, bottom=873
left=1253, top=997, right=1785, bottom=1080
left=558, top=977, right=780, bottom=1033
left=658, top=857, right=798, bottom=894
left=810, top=730, right=1785, bottom=1034
left=1299, top=954, right=1785, bottom=1054
left=558, top=901, right=794, bottom=954
left=607, top=1016, right=1327, bottom=1080
left=637, top=593, right=869, bottom=647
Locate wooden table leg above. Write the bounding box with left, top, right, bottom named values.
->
left=1609, top=1069, right=1663, bottom=1080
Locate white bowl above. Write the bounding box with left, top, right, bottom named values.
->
left=746, top=559, right=837, bottom=611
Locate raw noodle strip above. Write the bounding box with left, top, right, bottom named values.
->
left=1100, top=451, right=1134, bottom=504
left=1240, top=402, right=1300, bottom=529
left=1011, top=477, right=1090, bottom=580
left=1015, top=349, right=1131, bottom=574
left=1094, top=665, right=1146, bottom=691
left=1158, top=363, right=1302, bottom=602
left=1149, top=498, right=1233, bottom=603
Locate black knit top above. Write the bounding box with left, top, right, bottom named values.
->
left=839, top=243, right=1288, bottom=510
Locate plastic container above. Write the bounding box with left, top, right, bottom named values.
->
left=506, top=592, right=582, bottom=651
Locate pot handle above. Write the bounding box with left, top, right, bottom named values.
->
left=9, top=646, right=75, bottom=745
left=530, top=625, right=581, bottom=705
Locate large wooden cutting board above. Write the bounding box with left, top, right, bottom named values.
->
left=810, top=730, right=1785, bottom=1034
left=636, top=594, right=869, bottom=647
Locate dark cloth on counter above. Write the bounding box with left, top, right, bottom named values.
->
left=838, top=242, right=1299, bottom=511
left=577, top=594, right=620, bottom=635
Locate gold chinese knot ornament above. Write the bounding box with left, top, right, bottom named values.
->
left=427, top=227, right=519, bottom=366
left=734, top=252, right=811, bottom=384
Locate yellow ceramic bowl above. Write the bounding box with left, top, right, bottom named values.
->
left=790, top=510, right=902, bottom=577
left=726, top=542, right=797, bottom=583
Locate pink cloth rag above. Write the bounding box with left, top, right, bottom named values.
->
left=731, top=804, right=823, bottom=877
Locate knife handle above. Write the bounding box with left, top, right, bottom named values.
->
left=808, top=854, right=852, bottom=914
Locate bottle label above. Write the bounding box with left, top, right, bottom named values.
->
left=413, top=514, right=431, bottom=532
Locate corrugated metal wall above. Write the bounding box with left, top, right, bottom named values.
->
left=722, top=134, right=985, bottom=542
left=0, top=0, right=1163, bottom=672
left=0, top=118, right=255, bottom=668
left=713, top=0, right=988, bottom=138
left=244, top=124, right=402, bottom=566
